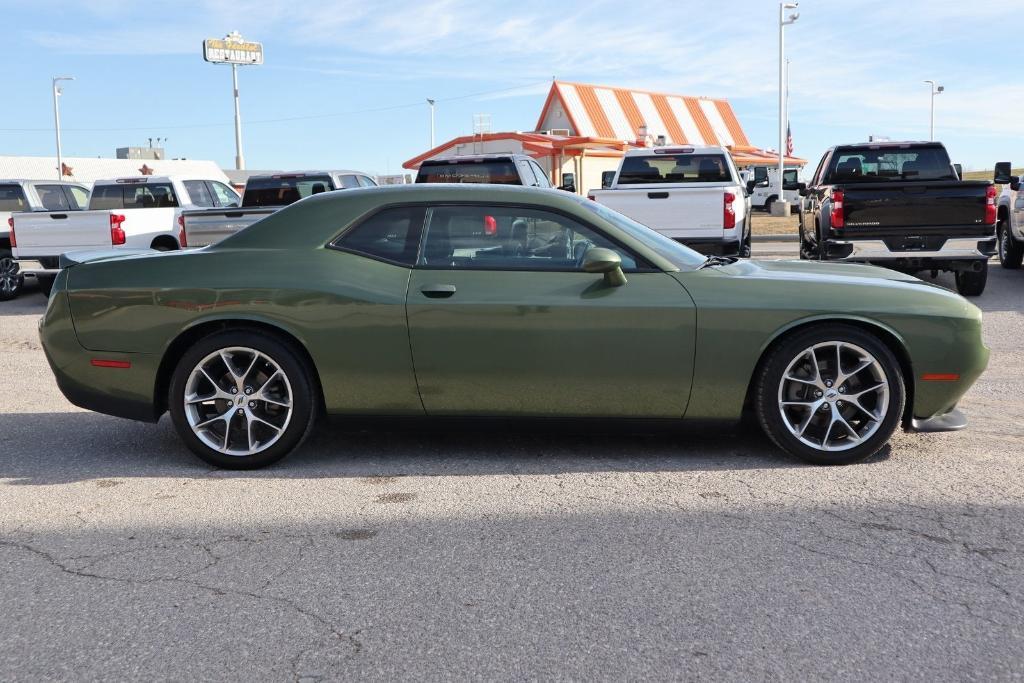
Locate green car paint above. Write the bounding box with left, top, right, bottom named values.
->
left=39, top=184, right=988, bottom=429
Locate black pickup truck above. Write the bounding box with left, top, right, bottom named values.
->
left=797, top=141, right=996, bottom=296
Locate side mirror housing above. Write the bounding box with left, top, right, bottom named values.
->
left=994, top=161, right=1013, bottom=184
left=601, top=170, right=616, bottom=189
left=1011, top=176, right=1021, bottom=192
left=582, top=247, right=627, bottom=287
left=745, top=180, right=757, bottom=194
left=798, top=183, right=809, bottom=196
left=559, top=172, right=576, bottom=193
left=953, top=163, right=963, bottom=180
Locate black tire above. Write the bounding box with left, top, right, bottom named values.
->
left=997, top=219, right=1023, bottom=269
left=739, top=221, right=752, bottom=258
left=0, top=250, right=24, bottom=301
left=756, top=324, right=905, bottom=465
left=168, top=330, right=318, bottom=469
left=765, top=197, right=776, bottom=214
left=36, top=275, right=55, bottom=298
left=955, top=261, right=988, bottom=297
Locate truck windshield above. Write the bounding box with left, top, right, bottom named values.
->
left=617, top=154, right=732, bottom=184
left=243, top=176, right=334, bottom=207
left=0, top=185, right=28, bottom=211
left=416, top=161, right=520, bottom=185
left=827, top=145, right=957, bottom=182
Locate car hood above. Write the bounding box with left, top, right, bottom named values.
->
left=718, top=258, right=932, bottom=287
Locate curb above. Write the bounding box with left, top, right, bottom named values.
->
left=752, top=234, right=798, bottom=242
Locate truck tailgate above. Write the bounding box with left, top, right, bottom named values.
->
left=12, top=211, right=112, bottom=256
left=841, top=181, right=990, bottom=233
left=593, top=186, right=724, bottom=239
left=180, top=208, right=275, bottom=247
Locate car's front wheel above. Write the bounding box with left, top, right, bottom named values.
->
left=0, top=251, right=23, bottom=301
left=756, top=325, right=905, bottom=465
left=169, top=331, right=317, bottom=469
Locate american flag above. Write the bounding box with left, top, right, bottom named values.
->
left=786, top=122, right=794, bottom=157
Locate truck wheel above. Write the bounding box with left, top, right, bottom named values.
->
left=765, top=196, right=777, bottom=214
left=36, top=275, right=55, bottom=298
left=954, top=261, right=988, bottom=297
left=740, top=222, right=752, bottom=258
left=0, top=250, right=24, bottom=301
left=997, top=219, right=1023, bottom=269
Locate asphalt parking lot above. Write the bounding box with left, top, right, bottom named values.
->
left=2, top=252, right=1023, bottom=680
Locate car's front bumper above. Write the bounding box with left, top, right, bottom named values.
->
left=908, top=407, right=968, bottom=432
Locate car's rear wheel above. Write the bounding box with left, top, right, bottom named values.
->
left=955, top=261, right=988, bottom=297
left=0, top=251, right=23, bottom=301
left=169, top=331, right=317, bottom=469
left=997, top=219, right=1023, bottom=269
left=756, top=325, right=905, bottom=465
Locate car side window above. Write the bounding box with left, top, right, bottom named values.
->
left=357, top=175, right=377, bottom=187
left=812, top=153, right=829, bottom=186
left=209, top=181, right=240, bottom=207
left=529, top=160, right=551, bottom=188
left=184, top=180, right=215, bottom=207
left=339, top=175, right=361, bottom=189
left=66, top=186, right=89, bottom=210
left=332, top=206, right=425, bottom=266
left=418, top=205, right=641, bottom=271
left=517, top=160, right=539, bottom=187
left=36, top=184, right=71, bottom=211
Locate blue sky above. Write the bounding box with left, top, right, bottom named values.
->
left=0, top=0, right=1017, bottom=176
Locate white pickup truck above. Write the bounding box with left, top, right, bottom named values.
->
left=13, top=175, right=238, bottom=295
left=1, top=179, right=90, bottom=300
left=587, top=146, right=751, bottom=257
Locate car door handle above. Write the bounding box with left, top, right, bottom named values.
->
left=50, top=214, right=68, bottom=219
left=420, top=284, right=456, bottom=298
left=647, top=192, right=669, bottom=199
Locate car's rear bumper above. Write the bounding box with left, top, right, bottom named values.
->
left=14, top=258, right=60, bottom=276
left=826, top=237, right=997, bottom=262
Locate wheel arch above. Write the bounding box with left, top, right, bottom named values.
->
left=741, top=315, right=915, bottom=426
left=150, top=235, right=180, bottom=251
left=153, top=317, right=324, bottom=417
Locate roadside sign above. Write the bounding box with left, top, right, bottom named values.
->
left=203, top=34, right=263, bottom=65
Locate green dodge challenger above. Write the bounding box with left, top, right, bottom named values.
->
left=38, top=185, right=988, bottom=469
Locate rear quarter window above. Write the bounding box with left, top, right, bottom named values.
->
left=0, top=185, right=28, bottom=212
left=332, top=206, right=425, bottom=266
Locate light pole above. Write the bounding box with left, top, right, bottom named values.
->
left=924, top=80, right=944, bottom=141
left=775, top=3, right=798, bottom=216
left=52, top=76, right=75, bottom=180
left=427, top=98, right=436, bottom=148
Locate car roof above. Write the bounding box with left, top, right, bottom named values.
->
left=0, top=179, right=88, bottom=186
left=246, top=170, right=370, bottom=179
left=624, top=145, right=726, bottom=156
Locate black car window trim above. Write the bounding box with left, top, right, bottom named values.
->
left=325, top=203, right=428, bottom=268
left=410, top=201, right=657, bottom=273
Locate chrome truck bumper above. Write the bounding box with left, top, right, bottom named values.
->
left=13, top=259, right=60, bottom=276
left=828, top=237, right=997, bottom=262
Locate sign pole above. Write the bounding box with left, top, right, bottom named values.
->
left=232, top=63, right=244, bottom=170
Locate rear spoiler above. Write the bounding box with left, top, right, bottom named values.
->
left=59, top=249, right=154, bottom=269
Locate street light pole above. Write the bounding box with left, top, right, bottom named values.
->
left=427, top=99, right=436, bottom=148
left=232, top=63, right=245, bottom=170
left=52, top=76, right=75, bottom=180
left=775, top=3, right=799, bottom=217
left=924, top=80, right=943, bottom=141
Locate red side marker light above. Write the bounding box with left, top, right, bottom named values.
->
left=91, top=359, right=131, bottom=369
left=921, top=373, right=960, bottom=381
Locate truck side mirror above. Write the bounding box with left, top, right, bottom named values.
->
left=745, top=180, right=757, bottom=194
left=601, top=171, right=615, bottom=189
left=559, top=172, right=576, bottom=193
left=953, top=163, right=963, bottom=180
left=797, top=183, right=808, bottom=196
left=994, top=161, right=1013, bottom=184
left=1012, top=177, right=1021, bottom=192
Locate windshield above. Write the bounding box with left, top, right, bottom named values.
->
left=243, top=175, right=334, bottom=207
left=826, top=145, right=957, bottom=183
left=416, top=161, right=520, bottom=185
left=577, top=198, right=706, bottom=270
left=618, top=153, right=732, bottom=184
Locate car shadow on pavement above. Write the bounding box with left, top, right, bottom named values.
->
left=0, top=411, right=891, bottom=485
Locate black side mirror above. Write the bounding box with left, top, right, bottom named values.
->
left=953, top=163, right=963, bottom=180
left=601, top=170, right=615, bottom=189
left=994, top=161, right=1013, bottom=184
left=1011, top=177, right=1021, bottom=192
left=745, top=180, right=757, bottom=194
left=797, top=183, right=809, bottom=196
left=559, top=172, right=576, bottom=193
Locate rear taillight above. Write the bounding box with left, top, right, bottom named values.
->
left=723, top=192, right=736, bottom=230
left=985, top=184, right=997, bottom=225
left=587, top=195, right=595, bottom=201
left=830, top=189, right=845, bottom=229
left=110, top=214, right=126, bottom=246
left=177, top=214, right=187, bottom=247
left=7, top=217, right=14, bottom=248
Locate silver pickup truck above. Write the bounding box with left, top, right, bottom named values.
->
left=179, top=170, right=377, bottom=248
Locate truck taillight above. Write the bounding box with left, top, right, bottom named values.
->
left=587, top=194, right=595, bottom=201
left=723, top=192, right=736, bottom=229
left=177, top=214, right=187, bottom=247
left=7, top=217, right=14, bottom=248
left=110, top=214, right=126, bottom=246
left=830, top=190, right=845, bottom=229
left=983, top=184, right=999, bottom=224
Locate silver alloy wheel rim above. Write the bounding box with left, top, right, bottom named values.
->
left=0, top=257, right=20, bottom=297
left=1000, top=223, right=1009, bottom=261
left=777, top=341, right=889, bottom=452
left=184, top=346, right=293, bottom=456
